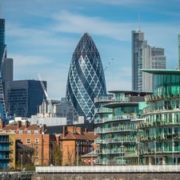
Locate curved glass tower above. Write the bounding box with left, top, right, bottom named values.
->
left=66, top=33, right=106, bottom=120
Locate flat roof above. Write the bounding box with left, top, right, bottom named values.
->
left=142, top=69, right=180, bottom=75
left=108, top=90, right=152, bottom=96
left=104, top=102, right=138, bottom=108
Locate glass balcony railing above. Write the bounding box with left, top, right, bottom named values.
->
left=94, top=115, right=138, bottom=124
left=0, top=155, right=10, bottom=160
left=139, top=119, right=180, bottom=129
left=95, top=108, right=113, bottom=114
left=100, top=137, right=136, bottom=144
left=0, top=147, right=10, bottom=151
left=94, top=96, right=114, bottom=103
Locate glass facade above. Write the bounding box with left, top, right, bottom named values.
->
left=140, top=70, right=180, bottom=165
left=178, top=34, right=180, bottom=67
left=66, top=33, right=106, bottom=119
left=94, top=91, right=147, bottom=165
left=0, top=135, right=10, bottom=169
left=0, top=19, right=6, bottom=121
left=7, top=80, right=46, bottom=117
left=132, top=30, right=166, bottom=92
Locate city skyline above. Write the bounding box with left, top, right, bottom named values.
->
left=1, top=0, right=180, bottom=99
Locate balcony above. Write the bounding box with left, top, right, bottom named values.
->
left=0, top=156, right=10, bottom=160
left=95, top=126, right=136, bottom=134
left=102, top=137, right=136, bottom=144
left=95, top=108, right=112, bottom=114
left=139, top=119, right=180, bottom=129
left=94, top=96, right=114, bottom=103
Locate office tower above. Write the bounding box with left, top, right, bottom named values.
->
left=178, top=34, right=180, bottom=68
left=2, top=58, right=13, bottom=82
left=6, top=80, right=46, bottom=117
left=66, top=33, right=106, bottom=120
left=0, top=19, right=7, bottom=120
left=132, top=30, right=166, bottom=92
left=0, top=19, right=6, bottom=66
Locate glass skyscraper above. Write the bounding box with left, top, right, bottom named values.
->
left=0, top=19, right=7, bottom=120
left=66, top=33, right=106, bottom=120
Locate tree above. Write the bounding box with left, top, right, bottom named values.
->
left=53, top=143, right=62, bottom=165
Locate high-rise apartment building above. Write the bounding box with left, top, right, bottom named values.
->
left=6, top=80, right=46, bottom=117
left=132, top=30, right=166, bottom=92
left=178, top=34, right=180, bottom=68
left=139, top=69, right=180, bottom=165
left=66, top=33, right=106, bottom=120
left=94, top=91, right=148, bottom=165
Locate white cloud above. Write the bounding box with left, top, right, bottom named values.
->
left=4, top=10, right=180, bottom=98
left=93, top=0, right=153, bottom=5
left=52, top=11, right=133, bottom=41
left=12, top=54, right=52, bottom=66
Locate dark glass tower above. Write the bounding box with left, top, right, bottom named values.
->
left=0, top=19, right=6, bottom=120
left=66, top=33, right=106, bottom=120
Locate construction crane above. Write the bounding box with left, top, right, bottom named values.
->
left=0, top=46, right=7, bottom=121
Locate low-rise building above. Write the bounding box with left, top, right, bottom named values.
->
left=0, top=133, right=16, bottom=169
left=0, top=120, right=54, bottom=167
left=58, top=126, right=97, bottom=165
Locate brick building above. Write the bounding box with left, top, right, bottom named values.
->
left=58, top=126, right=98, bottom=165
left=0, top=120, right=54, bottom=168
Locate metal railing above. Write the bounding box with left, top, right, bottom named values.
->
left=36, top=165, right=180, bottom=173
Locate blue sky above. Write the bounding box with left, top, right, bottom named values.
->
left=1, top=0, right=180, bottom=99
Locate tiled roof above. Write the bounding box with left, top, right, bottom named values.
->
left=60, top=131, right=98, bottom=141
left=1, top=123, right=41, bottom=131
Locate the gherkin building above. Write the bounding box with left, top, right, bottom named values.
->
left=66, top=33, right=106, bottom=120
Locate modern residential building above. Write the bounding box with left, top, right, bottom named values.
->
left=94, top=91, right=148, bottom=165
left=178, top=34, right=180, bottom=68
left=66, top=33, right=106, bottom=121
left=132, top=30, right=166, bottom=92
left=6, top=80, right=46, bottom=117
left=139, top=69, right=180, bottom=165
left=0, top=132, right=16, bottom=169
left=58, top=126, right=97, bottom=165
left=0, top=119, right=54, bottom=167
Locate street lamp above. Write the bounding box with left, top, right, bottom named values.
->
left=20, top=153, right=23, bottom=171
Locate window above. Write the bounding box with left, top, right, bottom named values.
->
left=35, top=138, right=39, bottom=144
left=26, top=139, right=31, bottom=144
left=34, top=130, right=39, bottom=134
left=27, top=130, right=31, bottom=134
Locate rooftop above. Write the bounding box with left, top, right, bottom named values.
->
left=142, top=69, right=180, bottom=75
